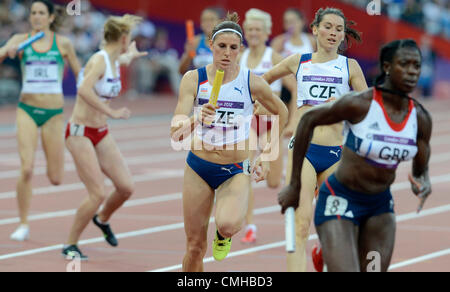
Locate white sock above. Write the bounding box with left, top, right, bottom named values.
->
left=10, top=224, right=30, bottom=241
left=246, top=224, right=257, bottom=233
left=95, top=216, right=108, bottom=225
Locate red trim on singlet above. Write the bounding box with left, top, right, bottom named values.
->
left=234, top=163, right=243, bottom=170
left=325, top=178, right=340, bottom=220
left=199, top=80, right=208, bottom=85
left=373, top=88, right=414, bottom=132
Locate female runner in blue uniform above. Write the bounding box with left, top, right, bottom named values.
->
left=263, top=8, right=368, bottom=271
left=171, top=12, right=288, bottom=272
left=279, top=39, right=432, bottom=272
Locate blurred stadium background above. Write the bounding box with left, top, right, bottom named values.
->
left=0, top=0, right=449, bottom=106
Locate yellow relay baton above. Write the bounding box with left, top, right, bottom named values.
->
left=203, top=69, right=224, bottom=126
left=209, top=69, right=224, bottom=107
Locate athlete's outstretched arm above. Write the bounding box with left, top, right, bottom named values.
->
left=271, top=51, right=298, bottom=135
left=262, top=53, right=300, bottom=85
left=0, top=34, right=27, bottom=63
left=118, top=41, right=148, bottom=66
left=278, top=91, right=370, bottom=213
left=409, top=104, right=433, bottom=213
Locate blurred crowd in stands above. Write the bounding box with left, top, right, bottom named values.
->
left=0, top=0, right=449, bottom=104
left=343, top=0, right=450, bottom=38
left=0, top=0, right=180, bottom=102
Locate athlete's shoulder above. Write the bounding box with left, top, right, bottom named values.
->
left=55, top=34, right=72, bottom=46
left=248, top=70, right=265, bottom=87
left=347, top=58, right=364, bottom=74
left=300, top=52, right=313, bottom=61
left=347, top=58, right=360, bottom=66
left=182, top=69, right=200, bottom=84
left=414, top=99, right=432, bottom=132
left=179, top=69, right=200, bottom=97
left=55, top=35, right=75, bottom=54
left=85, top=51, right=106, bottom=74
left=337, top=88, right=373, bottom=123
left=90, top=51, right=106, bottom=64
left=341, top=88, right=372, bottom=101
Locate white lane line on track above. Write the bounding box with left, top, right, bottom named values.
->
left=0, top=153, right=187, bottom=199
left=0, top=126, right=171, bottom=155
left=388, top=248, right=450, bottom=270
left=0, top=138, right=174, bottom=179
left=148, top=204, right=450, bottom=272
left=0, top=183, right=268, bottom=226
left=0, top=137, right=450, bottom=180
left=0, top=201, right=276, bottom=261
left=0, top=168, right=450, bottom=225
left=0, top=191, right=449, bottom=263
left=0, top=145, right=449, bottom=198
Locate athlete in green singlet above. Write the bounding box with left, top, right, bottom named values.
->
left=0, top=0, right=81, bottom=241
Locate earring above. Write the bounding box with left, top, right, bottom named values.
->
left=386, top=71, right=390, bottom=76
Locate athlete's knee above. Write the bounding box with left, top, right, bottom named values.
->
left=117, top=183, right=134, bottom=200
left=89, top=187, right=107, bottom=206
left=266, top=169, right=282, bottom=189
left=20, top=165, right=34, bottom=181
left=48, top=172, right=63, bottom=186
left=266, top=177, right=281, bottom=189
left=186, top=238, right=207, bottom=259
left=217, top=220, right=242, bottom=238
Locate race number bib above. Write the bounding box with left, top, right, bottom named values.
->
left=198, top=98, right=246, bottom=130
left=324, top=195, right=348, bottom=217
left=301, top=75, right=341, bottom=105
left=69, top=124, right=85, bottom=137
left=213, top=101, right=245, bottom=129
left=243, top=159, right=251, bottom=175
left=25, top=61, right=59, bottom=83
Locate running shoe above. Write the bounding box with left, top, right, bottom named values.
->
left=240, top=228, right=256, bottom=243
left=213, top=231, right=232, bottom=261
left=62, top=245, right=88, bottom=261
left=312, top=243, right=324, bottom=272
left=10, top=225, right=29, bottom=241
left=92, top=215, right=118, bottom=247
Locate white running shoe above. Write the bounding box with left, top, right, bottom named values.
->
left=10, top=225, right=30, bottom=241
